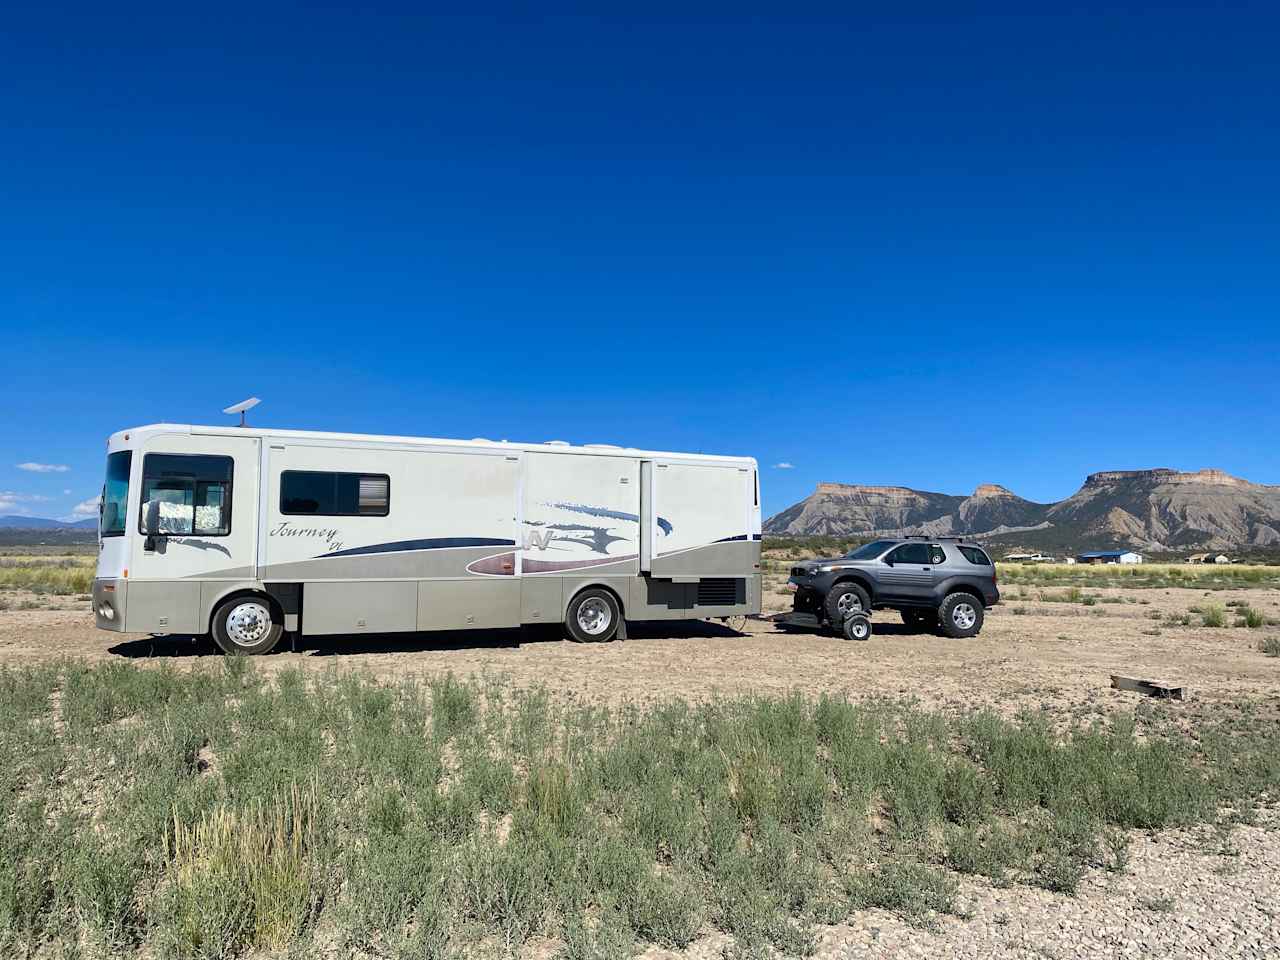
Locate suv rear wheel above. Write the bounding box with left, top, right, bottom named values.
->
left=825, top=582, right=870, bottom=624
left=938, top=593, right=984, bottom=639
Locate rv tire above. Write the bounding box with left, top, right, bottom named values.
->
left=565, top=588, right=621, bottom=643
left=211, top=594, right=284, bottom=655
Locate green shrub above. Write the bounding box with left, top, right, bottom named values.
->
left=1200, top=603, right=1226, bottom=628
left=0, top=662, right=1278, bottom=957
left=1236, top=606, right=1265, bottom=629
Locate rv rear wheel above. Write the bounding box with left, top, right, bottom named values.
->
left=565, top=588, right=621, bottom=643
left=211, top=595, right=283, bottom=655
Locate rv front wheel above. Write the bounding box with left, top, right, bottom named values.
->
left=211, top=595, right=283, bottom=655
left=565, top=588, right=620, bottom=643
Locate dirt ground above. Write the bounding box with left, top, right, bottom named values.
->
left=6, top=584, right=1278, bottom=718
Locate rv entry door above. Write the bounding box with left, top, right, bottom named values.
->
left=131, top=433, right=261, bottom=582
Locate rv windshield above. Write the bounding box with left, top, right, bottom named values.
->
left=101, top=451, right=132, bottom=537
left=845, top=539, right=895, bottom=560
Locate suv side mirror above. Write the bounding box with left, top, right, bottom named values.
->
left=882, top=555, right=894, bottom=566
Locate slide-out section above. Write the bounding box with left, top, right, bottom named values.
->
left=649, top=461, right=756, bottom=578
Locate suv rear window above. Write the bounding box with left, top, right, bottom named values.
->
left=958, top=546, right=992, bottom=565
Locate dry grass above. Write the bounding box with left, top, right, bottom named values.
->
left=3, top=660, right=1280, bottom=958
left=163, top=780, right=321, bottom=956
left=995, top=562, right=1280, bottom=588
left=0, top=558, right=95, bottom=595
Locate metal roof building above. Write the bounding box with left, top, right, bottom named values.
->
left=1076, top=550, right=1143, bottom=564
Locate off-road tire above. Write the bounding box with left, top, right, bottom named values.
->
left=900, top=609, right=938, bottom=633
left=824, top=582, right=870, bottom=625
left=565, top=588, right=621, bottom=643
left=210, top=595, right=283, bottom=655
left=842, top=613, right=872, bottom=642
left=938, top=593, right=984, bottom=639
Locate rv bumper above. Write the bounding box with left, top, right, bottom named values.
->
left=93, top=578, right=127, bottom=632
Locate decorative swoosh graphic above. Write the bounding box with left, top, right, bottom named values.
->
left=321, top=537, right=514, bottom=558
left=548, top=502, right=672, bottom=535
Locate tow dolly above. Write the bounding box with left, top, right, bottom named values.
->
left=764, top=609, right=873, bottom=641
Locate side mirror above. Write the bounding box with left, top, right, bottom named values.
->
left=883, top=556, right=894, bottom=566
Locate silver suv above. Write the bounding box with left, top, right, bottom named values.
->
left=787, top=537, right=999, bottom=638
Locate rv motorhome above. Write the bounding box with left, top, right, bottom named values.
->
left=93, top=424, right=762, bottom=653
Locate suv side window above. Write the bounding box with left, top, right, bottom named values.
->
left=958, top=546, right=992, bottom=565
left=886, top=542, right=931, bottom=565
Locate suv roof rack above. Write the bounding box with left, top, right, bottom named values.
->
left=904, top=535, right=970, bottom=542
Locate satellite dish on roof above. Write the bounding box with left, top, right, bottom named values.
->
left=222, top=397, right=260, bottom=427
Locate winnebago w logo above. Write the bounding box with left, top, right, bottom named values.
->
left=524, top=528, right=556, bottom=551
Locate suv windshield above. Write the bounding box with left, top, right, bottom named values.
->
left=101, top=451, right=132, bottom=537
left=845, top=539, right=895, bottom=560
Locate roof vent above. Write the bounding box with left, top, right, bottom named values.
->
left=545, top=440, right=570, bottom=446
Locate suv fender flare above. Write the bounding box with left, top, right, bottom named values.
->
left=932, top=577, right=988, bottom=606
left=829, top=573, right=875, bottom=597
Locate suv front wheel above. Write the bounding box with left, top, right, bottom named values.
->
left=938, top=593, right=984, bottom=639
left=825, top=582, right=870, bottom=624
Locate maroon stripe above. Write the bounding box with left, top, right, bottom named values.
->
left=522, top=554, right=638, bottom=573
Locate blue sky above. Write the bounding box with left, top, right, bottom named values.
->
left=2, top=2, right=1277, bottom=520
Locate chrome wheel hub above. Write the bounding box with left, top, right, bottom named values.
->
left=577, top=598, right=612, bottom=636
left=227, top=602, right=270, bottom=645
left=952, top=602, right=977, bottom=630
left=836, top=592, right=863, bottom=614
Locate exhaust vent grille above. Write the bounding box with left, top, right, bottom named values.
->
left=696, top=578, right=743, bottom=606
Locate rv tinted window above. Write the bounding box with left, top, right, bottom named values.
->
left=281, top=471, right=390, bottom=516
left=958, top=546, right=992, bottom=565
left=101, top=451, right=132, bottom=537
left=139, top=454, right=233, bottom=536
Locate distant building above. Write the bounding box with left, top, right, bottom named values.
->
left=1077, top=550, right=1143, bottom=565
left=1003, top=552, right=1055, bottom=563
left=1213, top=554, right=1231, bottom=564
left=1186, top=553, right=1211, bottom=564
left=1063, top=556, right=1077, bottom=564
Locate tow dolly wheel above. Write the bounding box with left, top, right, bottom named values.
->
left=842, top=612, right=872, bottom=642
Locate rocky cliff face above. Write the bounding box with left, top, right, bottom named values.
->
left=763, top=483, right=965, bottom=537
left=764, top=469, right=1280, bottom=551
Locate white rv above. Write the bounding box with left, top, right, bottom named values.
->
left=93, top=424, right=762, bottom=652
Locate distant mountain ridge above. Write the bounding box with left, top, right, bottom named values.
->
left=0, top=516, right=97, bottom=530
left=764, top=468, right=1280, bottom=552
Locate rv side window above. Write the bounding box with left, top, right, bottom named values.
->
left=280, top=471, right=390, bottom=517
left=139, top=454, right=233, bottom=536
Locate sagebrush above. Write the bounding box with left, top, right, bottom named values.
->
left=2, top=661, right=1278, bottom=958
